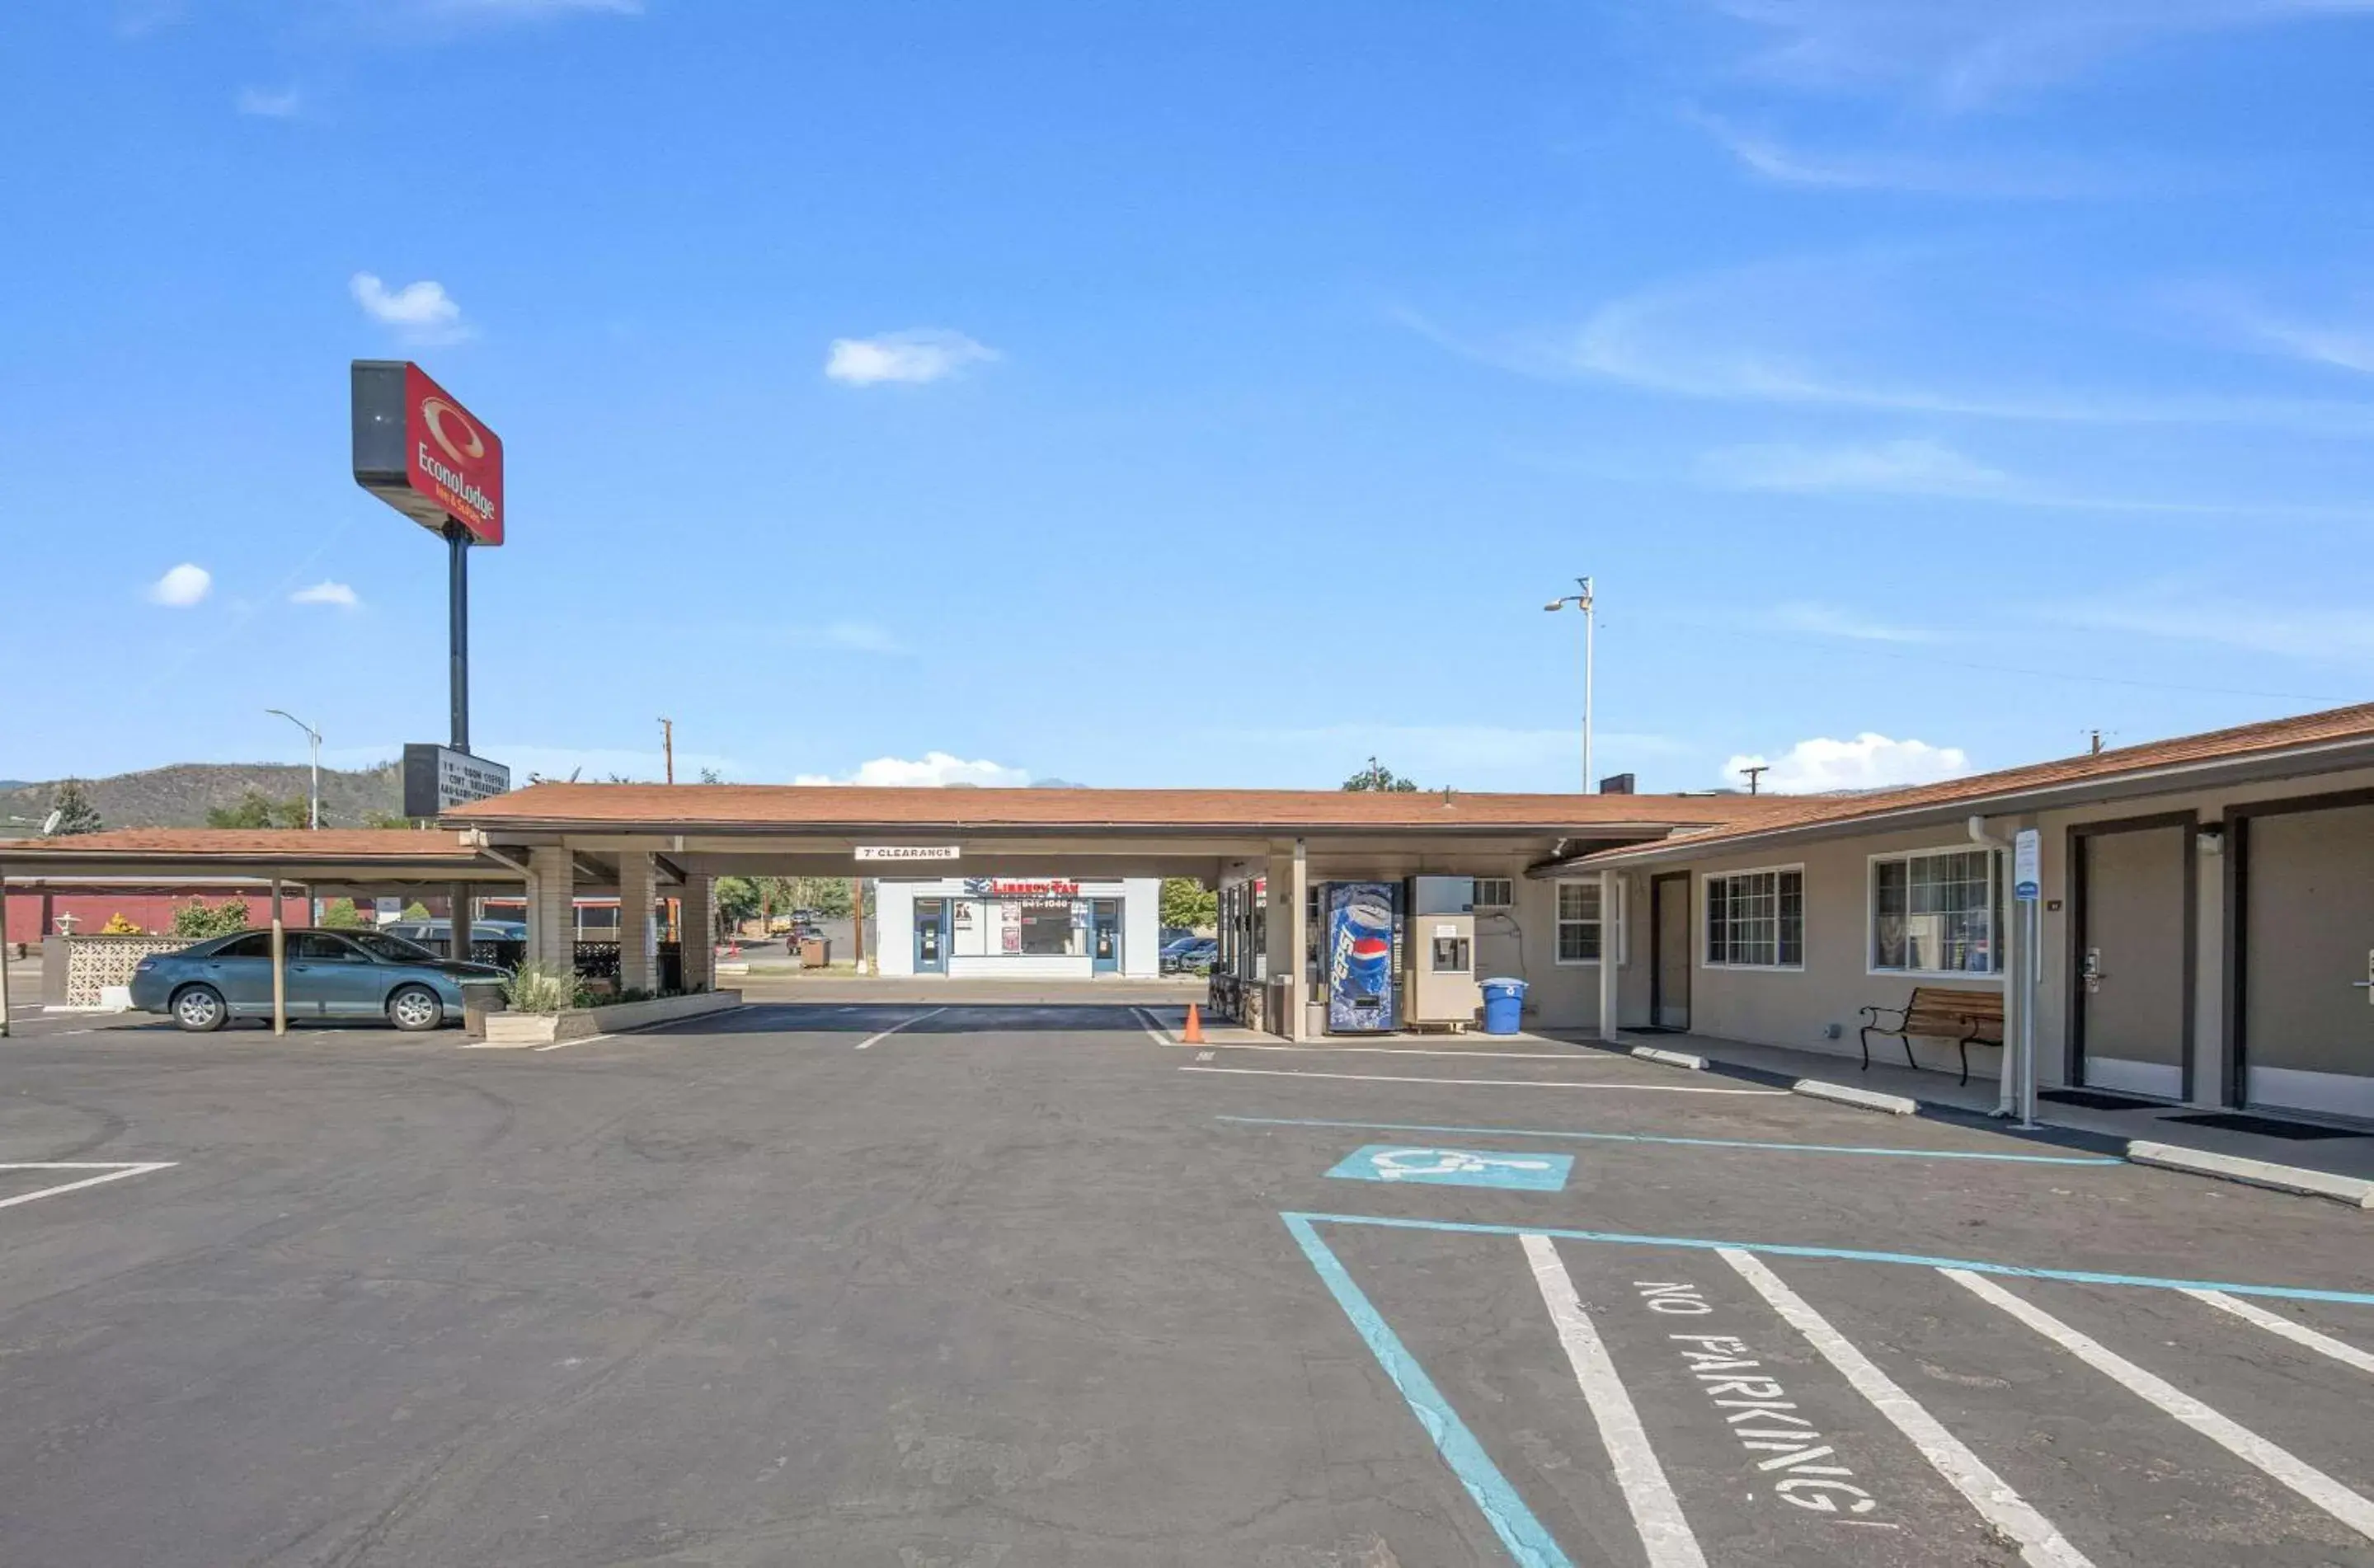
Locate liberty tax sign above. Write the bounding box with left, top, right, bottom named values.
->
left=351, top=361, right=505, bottom=544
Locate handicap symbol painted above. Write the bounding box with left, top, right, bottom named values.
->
left=1326, top=1144, right=1574, bottom=1192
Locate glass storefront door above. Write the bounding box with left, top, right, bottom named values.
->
left=914, top=899, right=948, bottom=974
left=1091, top=899, right=1121, bottom=974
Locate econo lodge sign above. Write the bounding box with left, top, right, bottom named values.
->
left=351, top=360, right=505, bottom=544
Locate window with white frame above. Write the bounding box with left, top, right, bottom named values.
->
left=1870, top=848, right=1999, bottom=974
left=1474, top=877, right=1513, bottom=909
left=1555, top=880, right=1601, bottom=963
left=1704, top=867, right=1803, bottom=968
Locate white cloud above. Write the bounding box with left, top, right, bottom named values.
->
left=1701, top=438, right=2024, bottom=499
left=1687, top=110, right=2105, bottom=196
left=804, top=621, right=906, bottom=655
left=419, top=0, right=642, bottom=15
left=2042, top=581, right=2374, bottom=662
left=1402, top=256, right=2374, bottom=437
left=1710, top=0, right=2374, bottom=112
left=1762, top=601, right=1940, bottom=643
left=235, top=86, right=300, bottom=118
left=794, top=753, right=1031, bottom=787
left=2181, top=286, right=2374, bottom=376
left=825, top=329, right=997, bottom=387
left=147, top=563, right=212, bottom=608
left=290, top=581, right=360, bottom=609
left=350, top=272, right=470, bottom=344
left=1725, top=733, right=1974, bottom=793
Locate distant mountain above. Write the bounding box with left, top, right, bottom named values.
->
left=0, top=762, right=406, bottom=830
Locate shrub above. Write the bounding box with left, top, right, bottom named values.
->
left=171, top=899, right=251, bottom=939
left=321, top=898, right=363, bottom=928
left=502, top=963, right=573, bottom=1015
left=99, top=913, right=143, bottom=935
left=402, top=900, right=432, bottom=921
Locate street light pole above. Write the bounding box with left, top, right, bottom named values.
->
left=1543, top=576, right=1596, bottom=793
left=266, top=708, right=322, bottom=829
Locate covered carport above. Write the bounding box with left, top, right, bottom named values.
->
left=441, top=783, right=1789, bottom=1040
left=0, top=828, right=654, bottom=1035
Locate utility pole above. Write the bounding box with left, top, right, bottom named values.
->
left=660, top=717, right=675, bottom=784
left=1543, top=576, right=1596, bottom=791
left=266, top=709, right=323, bottom=829
left=1741, top=763, right=1770, bottom=796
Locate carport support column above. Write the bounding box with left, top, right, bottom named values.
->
left=679, top=876, right=717, bottom=993
left=527, top=847, right=575, bottom=976
left=1598, top=867, right=1620, bottom=1043
left=618, top=853, right=658, bottom=994
left=270, top=879, right=287, bottom=1037
left=0, top=864, right=12, bottom=1038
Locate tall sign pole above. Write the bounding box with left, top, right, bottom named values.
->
left=355, top=361, right=511, bottom=954
left=2012, top=828, right=2043, bottom=1129
left=447, top=523, right=471, bottom=753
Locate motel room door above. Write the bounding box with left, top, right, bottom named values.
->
left=2072, top=819, right=2192, bottom=1101
left=2238, top=798, right=2374, bottom=1121
left=1651, top=874, right=1690, bottom=1031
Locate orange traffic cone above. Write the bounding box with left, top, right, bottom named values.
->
left=1182, top=1003, right=1204, bottom=1045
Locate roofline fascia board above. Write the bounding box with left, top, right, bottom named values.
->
left=1570, top=736, right=2374, bottom=871
left=436, top=818, right=1714, bottom=840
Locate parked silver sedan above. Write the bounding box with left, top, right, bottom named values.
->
left=127, top=928, right=507, bottom=1032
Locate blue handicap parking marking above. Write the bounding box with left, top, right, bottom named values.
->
left=1326, top=1143, right=1574, bottom=1191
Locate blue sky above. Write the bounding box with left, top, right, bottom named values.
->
left=4, top=0, right=2372, bottom=801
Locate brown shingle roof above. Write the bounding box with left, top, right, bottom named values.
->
left=1, top=829, right=477, bottom=862
left=1582, top=700, right=2374, bottom=864
left=447, top=783, right=1798, bottom=834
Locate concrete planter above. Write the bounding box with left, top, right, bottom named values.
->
left=469, top=990, right=742, bottom=1049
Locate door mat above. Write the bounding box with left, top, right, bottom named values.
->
left=2040, top=1088, right=2168, bottom=1110
left=2160, top=1111, right=2367, bottom=1141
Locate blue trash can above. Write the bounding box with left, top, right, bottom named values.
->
left=1480, top=977, right=1527, bottom=1035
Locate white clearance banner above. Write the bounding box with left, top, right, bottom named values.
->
left=853, top=845, right=961, bottom=862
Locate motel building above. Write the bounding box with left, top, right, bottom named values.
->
left=5, top=701, right=2374, bottom=1129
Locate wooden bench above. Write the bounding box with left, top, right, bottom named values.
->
left=1859, top=986, right=2005, bottom=1086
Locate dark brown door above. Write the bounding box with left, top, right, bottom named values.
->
left=1652, top=874, right=1690, bottom=1030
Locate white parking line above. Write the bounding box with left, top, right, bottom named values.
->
left=0, top=1162, right=177, bottom=1211
left=1179, top=1064, right=1784, bottom=1094
left=1723, top=1249, right=2093, bottom=1568
left=1523, top=1233, right=1707, bottom=1568
left=1131, top=1007, right=1176, bottom=1046
left=2181, top=1289, right=2374, bottom=1378
left=1948, top=1269, right=2374, bottom=1544
left=855, top=1007, right=947, bottom=1050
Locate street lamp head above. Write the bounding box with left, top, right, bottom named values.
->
left=1544, top=599, right=1567, bottom=612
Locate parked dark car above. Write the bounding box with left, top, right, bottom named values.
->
left=127, top=928, right=507, bottom=1033
left=1161, top=936, right=1218, bottom=974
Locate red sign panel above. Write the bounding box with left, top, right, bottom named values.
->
left=402, top=364, right=502, bottom=544
left=351, top=360, right=504, bottom=546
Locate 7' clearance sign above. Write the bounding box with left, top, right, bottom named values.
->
left=351, top=360, right=505, bottom=545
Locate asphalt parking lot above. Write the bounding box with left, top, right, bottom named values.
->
left=0, top=1002, right=2368, bottom=1566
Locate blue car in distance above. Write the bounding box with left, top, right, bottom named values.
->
left=129, top=927, right=508, bottom=1033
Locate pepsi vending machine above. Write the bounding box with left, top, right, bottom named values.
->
left=1324, top=880, right=1400, bottom=1033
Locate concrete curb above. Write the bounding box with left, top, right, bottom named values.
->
left=2125, top=1140, right=2374, bottom=1209
left=1791, top=1078, right=1918, bottom=1116
left=1629, top=1045, right=1707, bottom=1071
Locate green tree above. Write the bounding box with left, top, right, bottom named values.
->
left=206, top=789, right=275, bottom=829
left=171, top=898, right=250, bottom=938
left=1342, top=756, right=1417, bottom=792
left=714, top=876, right=763, bottom=927
left=797, top=877, right=854, bottom=919
left=320, top=898, right=363, bottom=928
left=1159, top=877, right=1217, bottom=933
left=271, top=795, right=312, bottom=829
left=362, top=811, right=421, bottom=829
left=49, top=778, right=103, bottom=835
left=402, top=901, right=432, bottom=921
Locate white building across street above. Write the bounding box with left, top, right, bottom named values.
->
left=871, top=876, right=1160, bottom=979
